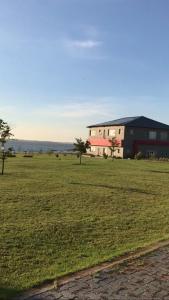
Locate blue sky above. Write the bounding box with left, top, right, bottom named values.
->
left=1, top=0, right=169, bottom=141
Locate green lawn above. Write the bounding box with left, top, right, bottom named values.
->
left=1, top=155, right=169, bottom=299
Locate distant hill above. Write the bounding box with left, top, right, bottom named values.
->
left=5, top=139, right=74, bottom=153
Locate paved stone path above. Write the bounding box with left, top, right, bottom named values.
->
left=27, top=246, right=169, bottom=300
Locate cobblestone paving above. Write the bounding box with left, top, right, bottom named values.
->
left=28, top=246, right=169, bottom=300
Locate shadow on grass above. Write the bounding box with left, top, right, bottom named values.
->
left=72, top=163, right=86, bottom=166
left=0, top=173, right=15, bottom=177
left=0, top=287, right=20, bottom=300
left=70, top=182, right=155, bottom=195
left=72, top=163, right=96, bottom=166
left=148, top=170, right=169, bottom=174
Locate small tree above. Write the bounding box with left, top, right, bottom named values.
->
left=109, top=137, right=120, bottom=160
left=0, top=119, right=13, bottom=175
left=134, top=151, right=143, bottom=160
left=74, top=138, right=90, bottom=164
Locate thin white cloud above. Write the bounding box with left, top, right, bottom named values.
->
left=32, top=95, right=164, bottom=123
left=62, top=25, right=104, bottom=59
left=66, top=39, right=101, bottom=49
left=33, top=98, right=122, bottom=120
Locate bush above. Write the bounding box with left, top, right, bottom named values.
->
left=6, top=148, right=16, bottom=157
left=47, top=150, right=53, bottom=155
left=6, top=153, right=16, bottom=157
left=23, top=154, right=33, bottom=158
left=148, top=153, right=157, bottom=160
left=134, top=152, right=143, bottom=160
left=103, top=153, right=108, bottom=159
left=159, top=157, right=169, bottom=162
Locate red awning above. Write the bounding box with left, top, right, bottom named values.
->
left=89, top=138, right=121, bottom=147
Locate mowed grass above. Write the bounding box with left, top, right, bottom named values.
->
left=1, top=155, right=169, bottom=299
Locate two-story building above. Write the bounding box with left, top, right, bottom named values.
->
left=87, top=116, right=169, bottom=158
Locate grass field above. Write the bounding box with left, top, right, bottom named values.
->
left=1, top=155, right=169, bottom=299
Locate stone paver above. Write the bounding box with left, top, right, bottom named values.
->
left=26, top=246, right=169, bottom=300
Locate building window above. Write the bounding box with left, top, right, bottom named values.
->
left=147, top=151, right=156, bottom=157
left=130, top=129, right=134, bottom=135
left=117, top=149, right=120, bottom=154
left=118, top=129, right=121, bottom=134
left=105, top=147, right=108, bottom=154
left=99, top=129, right=102, bottom=135
left=91, top=130, right=96, bottom=136
left=91, top=146, right=96, bottom=152
left=109, top=129, right=116, bottom=137
left=160, top=132, right=168, bottom=141
left=149, top=131, right=157, bottom=140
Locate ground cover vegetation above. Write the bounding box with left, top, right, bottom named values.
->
left=1, top=155, right=169, bottom=299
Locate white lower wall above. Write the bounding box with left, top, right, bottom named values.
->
left=89, top=146, right=123, bottom=158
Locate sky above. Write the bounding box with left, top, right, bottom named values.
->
left=1, top=0, right=169, bottom=142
